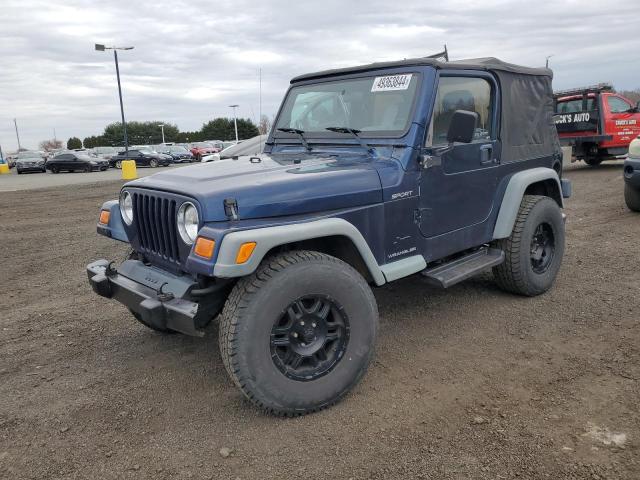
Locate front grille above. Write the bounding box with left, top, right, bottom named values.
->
left=132, top=192, right=181, bottom=263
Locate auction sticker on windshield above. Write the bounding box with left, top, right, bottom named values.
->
left=371, top=74, right=413, bottom=92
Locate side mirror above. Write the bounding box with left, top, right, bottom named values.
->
left=447, top=110, right=479, bottom=144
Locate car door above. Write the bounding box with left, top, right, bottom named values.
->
left=604, top=95, right=640, bottom=147
left=56, top=154, right=72, bottom=170
left=419, top=73, right=500, bottom=239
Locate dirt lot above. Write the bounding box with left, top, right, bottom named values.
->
left=1, top=162, right=638, bottom=479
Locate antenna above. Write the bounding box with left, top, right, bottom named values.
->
left=426, top=44, right=449, bottom=62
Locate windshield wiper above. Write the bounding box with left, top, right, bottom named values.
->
left=276, top=128, right=312, bottom=152
left=325, top=127, right=373, bottom=154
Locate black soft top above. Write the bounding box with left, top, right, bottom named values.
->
left=291, top=56, right=560, bottom=163
left=291, top=57, right=552, bottom=83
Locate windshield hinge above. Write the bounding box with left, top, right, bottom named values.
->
left=224, top=198, right=239, bottom=220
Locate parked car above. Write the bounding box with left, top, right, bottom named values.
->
left=189, top=142, right=221, bottom=161
left=46, top=153, right=109, bottom=173
left=623, top=136, right=640, bottom=211
left=109, top=149, right=172, bottom=169
left=202, top=135, right=267, bottom=162
left=94, top=146, right=118, bottom=160
left=15, top=151, right=46, bottom=174
left=554, top=83, right=640, bottom=166
left=157, top=145, right=195, bottom=163
left=88, top=56, right=570, bottom=416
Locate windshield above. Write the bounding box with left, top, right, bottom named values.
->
left=274, top=73, right=418, bottom=136
left=95, top=147, right=116, bottom=154
left=17, top=152, right=42, bottom=159
left=169, top=146, right=187, bottom=153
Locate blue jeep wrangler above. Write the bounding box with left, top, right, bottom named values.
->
left=88, top=57, right=571, bottom=416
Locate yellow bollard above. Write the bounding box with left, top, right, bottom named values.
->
left=0, top=163, right=9, bottom=175
left=121, top=160, right=137, bottom=180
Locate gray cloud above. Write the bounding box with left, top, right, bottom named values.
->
left=2, top=0, right=639, bottom=150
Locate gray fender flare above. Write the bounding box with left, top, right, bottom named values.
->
left=492, top=167, right=563, bottom=239
left=213, top=217, right=387, bottom=286
left=99, top=199, right=129, bottom=243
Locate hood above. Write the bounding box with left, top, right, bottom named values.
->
left=127, top=152, right=383, bottom=221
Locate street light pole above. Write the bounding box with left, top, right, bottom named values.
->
left=159, top=124, right=165, bottom=144
left=229, top=104, right=239, bottom=143
left=96, top=44, right=134, bottom=153
left=13, top=118, right=22, bottom=151
left=545, top=54, right=554, bottom=68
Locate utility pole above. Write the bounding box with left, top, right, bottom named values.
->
left=13, top=118, right=22, bottom=150
left=159, top=124, right=165, bottom=144
left=53, top=128, right=57, bottom=143
left=229, top=104, right=239, bottom=143
left=95, top=44, right=134, bottom=152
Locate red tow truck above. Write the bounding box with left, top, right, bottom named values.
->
left=554, top=83, right=640, bottom=166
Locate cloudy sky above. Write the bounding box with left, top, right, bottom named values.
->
left=1, top=0, right=639, bottom=151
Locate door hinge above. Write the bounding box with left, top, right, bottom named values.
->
left=413, top=209, right=422, bottom=224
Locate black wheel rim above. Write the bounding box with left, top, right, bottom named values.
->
left=530, top=222, right=555, bottom=274
left=270, top=295, right=349, bottom=382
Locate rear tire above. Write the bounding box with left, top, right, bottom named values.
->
left=584, top=156, right=603, bottom=167
left=493, top=195, right=565, bottom=296
left=149, top=159, right=158, bottom=168
left=219, top=250, right=378, bottom=416
left=51, top=166, right=59, bottom=174
left=624, top=184, right=640, bottom=212
left=115, top=160, right=122, bottom=169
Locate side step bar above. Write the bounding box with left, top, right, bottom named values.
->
left=421, top=247, right=505, bottom=288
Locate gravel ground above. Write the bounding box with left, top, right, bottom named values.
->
left=0, top=162, right=638, bottom=479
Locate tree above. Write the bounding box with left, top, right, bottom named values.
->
left=67, top=137, right=82, bottom=149
left=102, top=121, right=180, bottom=147
left=200, top=117, right=259, bottom=141
left=619, top=88, right=640, bottom=104
left=39, top=139, right=63, bottom=151
left=258, top=114, right=272, bottom=135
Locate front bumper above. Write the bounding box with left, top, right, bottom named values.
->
left=17, top=164, right=45, bottom=172
left=624, top=157, right=640, bottom=190
left=87, top=259, right=226, bottom=336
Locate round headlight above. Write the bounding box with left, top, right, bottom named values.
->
left=177, top=202, right=199, bottom=244
left=120, top=190, right=133, bottom=225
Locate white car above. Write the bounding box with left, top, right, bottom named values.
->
left=201, top=135, right=266, bottom=162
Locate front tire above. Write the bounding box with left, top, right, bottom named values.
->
left=219, top=250, right=378, bottom=416
left=115, top=160, right=122, bottom=169
left=624, top=184, right=640, bottom=212
left=149, top=159, right=158, bottom=168
left=493, top=195, right=565, bottom=296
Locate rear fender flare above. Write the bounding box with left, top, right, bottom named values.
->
left=492, top=167, right=563, bottom=239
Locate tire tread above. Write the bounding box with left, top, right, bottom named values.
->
left=218, top=249, right=374, bottom=417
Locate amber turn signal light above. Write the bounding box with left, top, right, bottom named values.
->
left=99, top=210, right=110, bottom=225
left=235, top=242, right=257, bottom=264
left=194, top=237, right=215, bottom=259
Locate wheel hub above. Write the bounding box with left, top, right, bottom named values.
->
left=530, top=222, right=555, bottom=274
left=270, top=295, right=349, bottom=382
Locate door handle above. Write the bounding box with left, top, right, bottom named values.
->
left=480, top=144, right=494, bottom=165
